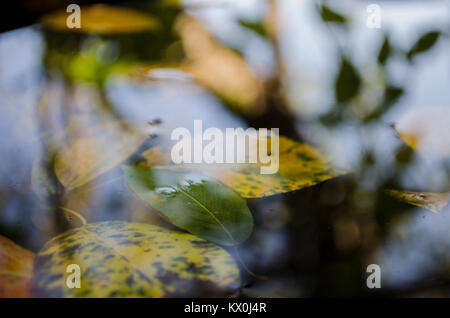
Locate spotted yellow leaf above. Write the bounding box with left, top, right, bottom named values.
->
left=33, top=221, right=240, bottom=297
left=41, top=4, right=159, bottom=34
left=146, top=136, right=348, bottom=198
left=386, top=189, right=450, bottom=213
left=0, top=235, right=35, bottom=298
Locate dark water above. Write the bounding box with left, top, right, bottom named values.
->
left=0, top=0, right=449, bottom=297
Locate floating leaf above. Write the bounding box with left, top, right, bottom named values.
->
left=143, top=136, right=348, bottom=198
left=386, top=190, right=450, bottom=213
left=33, top=221, right=240, bottom=297
left=395, top=106, right=450, bottom=158
left=406, top=31, right=441, bottom=61
left=123, top=166, right=253, bottom=246
left=0, top=236, right=35, bottom=298
left=41, top=4, right=159, bottom=34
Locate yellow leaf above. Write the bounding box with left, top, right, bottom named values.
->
left=0, top=236, right=35, bottom=298
left=386, top=189, right=450, bottom=213
left=395, top=106, right=450, bottom=158
left=33, top=221, right=240, bottom=297
left=148, top=136, right=348, bottom=198
left=41, top=4, right=159, bottom=34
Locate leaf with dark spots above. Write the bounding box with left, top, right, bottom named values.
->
left=33, top=221, right=240, bottom=297
left=141, top=136, right=349, bottom=198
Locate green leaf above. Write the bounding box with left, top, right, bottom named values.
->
left=406, top=31, right=441, bottom=60
left=33, top=221, right=241, bottom=297
left=319, top=4, right=347, bottom=24
left=123, top=166, right=253, bottom=246
left=335, top=57, right=361, bottom=103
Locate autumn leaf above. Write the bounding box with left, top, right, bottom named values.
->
left=0, top=235, right=35, bottom=298
left=33, top=221, right=240, bottom=297
left=123, top=166, right=253, bottom=246
left=142, top=136, right=348, bottom=198
left=41, top=4, right=159, bottom=34
left=386, top=190, right=450, bottom=213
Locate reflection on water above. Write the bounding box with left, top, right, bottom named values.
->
left=0, top=0, right=449, bottom=297
left=376, top=205, right=450, bottom=291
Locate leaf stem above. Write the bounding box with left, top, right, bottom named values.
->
left=59, top=207, right=87, bottom=226
left=232, top=246, right=267, bottom=280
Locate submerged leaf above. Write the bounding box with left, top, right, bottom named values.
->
left=386, top=190, right=450, bottom=213
left=0, top=236, right=35, bottom=298
left=123, top=166, right=253, bottom=246
left=54, top=120, right=151, bottom=191
left=41, top=4, right=159, bottom=34
left=33, top=221, right=240, bottom=297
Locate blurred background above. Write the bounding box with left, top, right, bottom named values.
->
left=0, top=0, right=449, bottom=297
